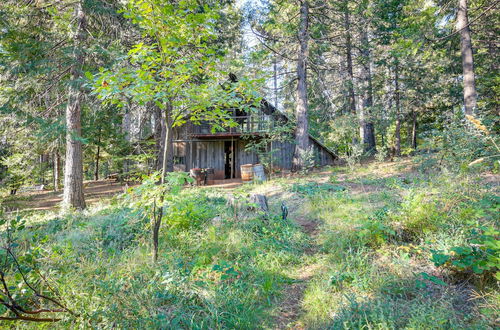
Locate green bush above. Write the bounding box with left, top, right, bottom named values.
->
left=166, top=192, right=216, bottom=229
left=417, top=115, right=499, bottom=173
left=358, top=220, right=395, bottom=248
left=393, top=192, right=443, bottom=238
left=357, top=208, right=395, bottom=247
left=431, top=226, right=500, bottom=281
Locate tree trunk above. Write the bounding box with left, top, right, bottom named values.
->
left=153, top=105, right=165, bottom=171
left=292, top=0, right=310, bottom=172
left=152, top=208, right=162, bottom=262
left=394, top=64, right=401, bottom=157
left=94, top=126, right=101, bottom=181
left=457, top=0, right=477, bottom=115
left=344, top=1, right=356, bottom=115
left=122, top=103, right=131, bottom=142
left=62, top=1, right=86, bottom=210
left=122, top=101, right=131, bottom=174
left=273, top=57, right=278, bottom=108
left=410, top=109, right=417, bottom=150
left=160, top=102, right=174, bottom=183
left=359, top=29, right=376, bottom=153
left=94, top=146, right=100, bottom=181
left=53, top=150, right=61, bottom=192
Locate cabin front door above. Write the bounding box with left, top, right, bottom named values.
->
left=224, top=140, right=237, bottom=179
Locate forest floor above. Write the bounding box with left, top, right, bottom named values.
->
left=3, top=178, right=245, bottom=212
left=2, top=179, right=129, bottom=211
left=1, top=158, right=498, bottom=328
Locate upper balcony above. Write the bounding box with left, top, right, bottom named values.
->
left=189, top=114, right=275, bottom=137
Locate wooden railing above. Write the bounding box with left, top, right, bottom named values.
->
left=190, top=115, right=274, bottom=136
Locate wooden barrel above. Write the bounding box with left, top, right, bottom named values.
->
left=253, top=164, right=266, bottom=181
left=241, top=164, right=254, bottom=182
left=190, top=168, right=205, bottom=186
left=205, top=168, right=215, bottom=185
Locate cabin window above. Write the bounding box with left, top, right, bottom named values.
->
left=174, top=156, right=185, bottom=165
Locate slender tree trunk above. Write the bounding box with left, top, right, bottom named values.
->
left=94, top=147, right=100, bottom=181
left=122, top=103, right=131, bottom=142
left=359, top=30, right=376, bottom=153
left=160, top=102, right=174, bottom=183
left=94, top=145, right=100, bottom=181
left=53, top=150, right=61, bottom=191
left=273, top=57, right=278, bottom=108
left=411, top=110, right=417, bottom=149
left=153, top=105, right=165, bottom=171
left=152, top=205, right=162, bottom=262
left=344, top=1, right=356, bottom=115
left=457, top=0, right=477, bottom=115
left=155, top=102, right=175, bottom=261
left=292, top=0, right=310, bottom=171
left=94, top=126, right=101, bottom=181
left=63, top=1, right=86, bottom=210
left=122, top=101, right=131, bottom=174
left=394, top=64, right=401, bottom=157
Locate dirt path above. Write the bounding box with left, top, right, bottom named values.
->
left=271, top=168, right=383, bottom=329
left=274, top=216, right=322, bottom=329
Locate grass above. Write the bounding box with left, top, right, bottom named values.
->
left=0, top=159, right=498, bottom=328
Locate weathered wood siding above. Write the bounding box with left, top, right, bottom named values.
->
left=309, top=138, right=335, bottom=166
left=173, top=136, right=334, bottom=178
left=264, top=137, right=333, bottom=170
left=267, top=140, right=294, bottom=170
left=173, top=140, right=225, bottom=179
left=235, top=139, right=258, bottom=177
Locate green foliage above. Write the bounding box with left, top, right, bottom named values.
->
left=124, top=171, right=191, bottom=214
left=322, top=114, right=365, bottom=167
left=91, top=0, right=263, bottom=136
left=431, top=226, right=500, bottom=281
left=393, top=191, right=442, bottom=238
left=0, top=215, right=76, bottom=322
left=124, top=171, right=193, bottom=260
left=330, top=294, right=468, bottom=329
left=166, top=191, right=217, bottom=229
left=416, top=272, right=447, bottom=288
left=290, top=181, right=345, bottom=196
left=1, top=159, right=498, bottom=327
left=418, top=115, right=500, bottom=173
left=374, top=145, right=389, bottom=162
left=298, top=146, right=316, bottom=174
left=0, top=182, right=311, bottom=327
left=357, top=209, right=395, bottom=247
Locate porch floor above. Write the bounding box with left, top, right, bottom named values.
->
left=202, top=178, right=243, bottom=189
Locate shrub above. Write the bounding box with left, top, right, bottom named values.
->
left=374, top=145, right=389, bottom=162
left=345, top=143, right=364, bottom=170
left=393, top=192, right=442, bottom=238
left=166, top=192, right=216, bottom=229
left=357, top=220, right=395, bottom=248
left=431, top=226, right=500, bottom=282
left=357, top=208, right=395, bottom=247
left=299, top=146, right=316, bottom=174
left=417, top=115, right=499, bottom=173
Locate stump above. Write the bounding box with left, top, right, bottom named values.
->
left=248, top=194, right=269, bottom=214
left=227, top=194, right=239, bottom=220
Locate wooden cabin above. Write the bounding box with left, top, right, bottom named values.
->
left=171, top=98, right=335, bottom=180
